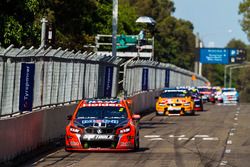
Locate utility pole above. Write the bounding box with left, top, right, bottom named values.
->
left=199, top=40, right=203, bottom=76
left=112, top=0, right=118, bottom=57
left=194, top=33, right=200, bottom=74
left=40, top=18, right=48, bottom=48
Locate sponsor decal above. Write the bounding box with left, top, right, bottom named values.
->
left=82, top=103, right=122, bottom=107
left=19, top=63, right=35, bottom=111
left=82, top=134, right=114, bottom=140
left=104, top=66, right=114, bottom=98
left=119, top=142, right=133, bottom=147
left=165, top=69, right=170, bottom=87
left=141, top=68, right=148, bottom=91
left=81, top=119, right=120, bottom=124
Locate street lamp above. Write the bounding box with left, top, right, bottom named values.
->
left=135, top=16, right=156, bottom=60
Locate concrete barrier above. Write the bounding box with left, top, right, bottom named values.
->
left=0, top=104, right=77, bottom=163
left=0, top=91, right=160, bottom=163
left=129, top=90, right=161, bottom=114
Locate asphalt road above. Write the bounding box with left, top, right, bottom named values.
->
left=21, top=103, right=250, bottom=167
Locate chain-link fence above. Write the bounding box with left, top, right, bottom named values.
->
left=0, top=45, right=122, bottom=117
left=123, top=60, right=209, bottom=96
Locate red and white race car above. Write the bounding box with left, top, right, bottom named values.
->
left=65, top=99, right=140, bottom=152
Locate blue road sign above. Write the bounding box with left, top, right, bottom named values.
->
left=200, top=48, right=246, bottom=64
left=200, top=48, right=229, bottom=64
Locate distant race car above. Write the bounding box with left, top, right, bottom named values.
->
left=197, top=86, right=215, bottom=103
left=65, top=99, right=140, bottom=152
left=221, top=88, right=239, bottom=103
left=155, top=88, right=195, bottom=116
left=190, top=88, right=203, bottom=111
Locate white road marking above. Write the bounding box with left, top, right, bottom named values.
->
left=195, top=135, right=209, bottom=138
left=234, top=117, right=238, bottom=121
left=225, top=149, right=231, bottom=153
left=230, top=128, right=236, bottom=131
left=229, top=133, right=234, bottom=136
left=169, top=135, right=185, bottom=138
left=227, top=140, right=232, bottom=145
left=178, top=137, right=189, bottom=141
left=234, top=123, right=238, bottom=126
left=220, top=161, right=228, bottom=166
left=149, top=138, right=164, bottom=141
left=202, top=137, right=219, bottom=141
left=191, top=138, right=195, bottom=141
left=235, top=113, right=239, bottom=116
left=144, top=135, right=161, bottom=138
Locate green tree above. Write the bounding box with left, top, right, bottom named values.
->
left=239, top=0, right=250, bottom=40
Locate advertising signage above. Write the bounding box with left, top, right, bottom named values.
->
left=200, top=48, right=246, bottom=64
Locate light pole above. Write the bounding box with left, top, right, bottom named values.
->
left=112, top=0, right=118, bottom=58
left=40, top=18, right=48, bottom=48
left=228, top=63, right=250, bottom=87
left=224, top=64, right=239, bottom=87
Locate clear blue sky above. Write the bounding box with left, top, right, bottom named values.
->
left=172, top=0, right=249, bottom=48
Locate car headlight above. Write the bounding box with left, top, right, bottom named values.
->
left=119, top=127, right=131, bottom=134
left=184, top=102, right=191, bottom=106
left=70, top=126, right=80, bottom=133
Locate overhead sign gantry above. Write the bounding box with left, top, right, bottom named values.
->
left=199, top=48, right=247, bottom=64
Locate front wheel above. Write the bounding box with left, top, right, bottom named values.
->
left=133, top=134, right=140, bottom=151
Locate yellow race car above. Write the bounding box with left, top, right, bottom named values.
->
left=155, top=89, right=195, bottom=116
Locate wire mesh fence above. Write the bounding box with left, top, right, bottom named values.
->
left=0, top=45, right=122, bottom=117
left=123, top=60, right=209, bottom=96
left=0, top=46, right=209, bottom=117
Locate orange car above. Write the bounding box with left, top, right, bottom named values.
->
left=156, top=89, right=195, bottom=116
left=65, top=99, right=140, bottom=151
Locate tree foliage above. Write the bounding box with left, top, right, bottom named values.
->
left=239, top=0, right=250, bottom=40
left=0, top=0, right=196, bottom=70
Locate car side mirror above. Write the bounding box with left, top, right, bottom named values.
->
left=126, top=99, right=132, bottom=105
left=67, top=115, right=73, bottom=120
left=132, top=114, right=141, bottom=120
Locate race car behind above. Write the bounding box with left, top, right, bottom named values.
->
left=221, top=88, right=239, bottom=103
left=155, top=88, right=195, bottom=116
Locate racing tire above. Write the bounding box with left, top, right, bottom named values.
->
left=133, top=134, right=140, bottom=151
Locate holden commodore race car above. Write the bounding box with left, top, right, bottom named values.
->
left=155, top=88, right=195, bottom=116
left=190, top=88, right=203, bottom=111
left=220, top=88, right=239, bottom=103
left=197, top=86, right=215, bottom=103
left=65, top=99, right=140, bottom=152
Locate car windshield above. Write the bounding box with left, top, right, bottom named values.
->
left=76, top=107, right=128, bottom=119
left=160, top=91, right=187, bottom=98
left=198, top=88, right=210, bottom=92
left=222, top=89, right=236, bottom=93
